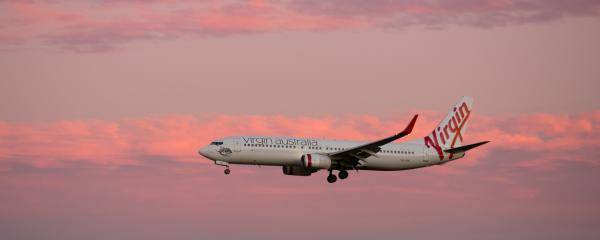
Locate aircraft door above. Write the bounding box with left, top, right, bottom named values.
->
left=423, top=148, right=429, bottom=163
left=233, top=140, right=241, bottom=152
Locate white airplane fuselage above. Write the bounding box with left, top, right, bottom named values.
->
left=198, top=136, right=464, bottom=171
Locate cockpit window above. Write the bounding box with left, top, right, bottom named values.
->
left=210, top=141, right=224, bottom=146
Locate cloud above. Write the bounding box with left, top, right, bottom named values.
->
left=1, top=111, right=599, bottom=239
left=289, top=0, right=600, bottom=28
left=1, top=0, right=599, bottom=52
left=0, top=111, right=597, bottom=171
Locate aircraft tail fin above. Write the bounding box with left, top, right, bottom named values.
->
left=425, top=96, right=473, bottom=149
left=423, top=96, right=475, bottom=160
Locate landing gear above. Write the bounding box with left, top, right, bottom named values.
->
left=327, top=169, right=338, bottom=183
left=338, top=170, right=348, bottom=180
left=215, top=161, right=230, bottom=175
left=327, top=173, right=337, bottom=183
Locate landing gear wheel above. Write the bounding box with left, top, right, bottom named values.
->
left=327, top=174, right=337, bottom=183
left=224, top=168, right=230, bottom=175
left=338, top=170, right=348, bottom=180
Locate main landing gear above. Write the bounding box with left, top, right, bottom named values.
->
left=224, top=167, right=230, bottom=175
left=338, top=170, right=348, bottom=180
left=327, top=170, right=349, bottom=183
left=327, top=172, right=337, bottom=183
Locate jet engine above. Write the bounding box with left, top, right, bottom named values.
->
left=300, top=154, right=332, bottom=169
left=282, top=166, right=316, bottom=176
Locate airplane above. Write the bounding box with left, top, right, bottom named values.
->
left=198, top=96, right=489, bottom=183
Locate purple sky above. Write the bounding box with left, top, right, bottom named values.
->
left=1, top=1, right=599, bottom=239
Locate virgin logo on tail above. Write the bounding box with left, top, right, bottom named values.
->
left=424, top=102, right=471, bottom=160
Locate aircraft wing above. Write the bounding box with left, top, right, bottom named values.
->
left=328, top=115, right=418, bottom=168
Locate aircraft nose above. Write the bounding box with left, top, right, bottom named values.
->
left=198, top=146, right=209, bottom=158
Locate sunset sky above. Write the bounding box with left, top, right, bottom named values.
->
left=1, top=1, right=599, bottom=239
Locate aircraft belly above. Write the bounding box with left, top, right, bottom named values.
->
left=230, top=150, right=300, bottom=166
left=228, top=150, right=431, bottom=170
left=359, top=156, right=428, bottom=171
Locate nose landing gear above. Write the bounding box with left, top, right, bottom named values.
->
left=215, top=160, right=230, bottom=175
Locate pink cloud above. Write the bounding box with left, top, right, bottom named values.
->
left=0, top=111, right=597, bottom=171
left=0, top=111, right=599, bottom=239
left=1, top=0, right=598, bottom=52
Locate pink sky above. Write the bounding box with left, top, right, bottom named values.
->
left=1, top=1, right=600, bottom=239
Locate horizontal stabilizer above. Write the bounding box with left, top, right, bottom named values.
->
left=444, top=141, right=490, bottom=154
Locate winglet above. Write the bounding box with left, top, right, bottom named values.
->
left=400, top=114, right=418, bottom=135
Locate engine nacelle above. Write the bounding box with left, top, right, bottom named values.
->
left=282, top=166, right=316, bottom=176
left=300, top=154, right=332, bottom=169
